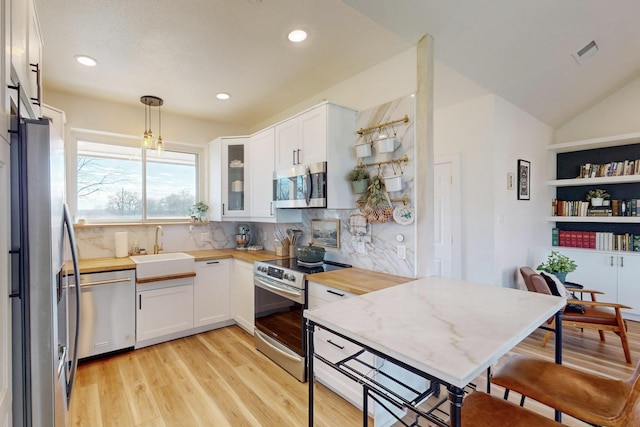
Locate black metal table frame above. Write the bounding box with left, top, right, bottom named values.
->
left=307, top=310, right=563, bottom=427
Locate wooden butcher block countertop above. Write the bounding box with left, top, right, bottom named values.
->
left=308, top=267, right=415, bottom=295
left=74, top=249, right=289, bottom=274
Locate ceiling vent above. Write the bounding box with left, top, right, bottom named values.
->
left=572, top=40, right=598, bottom=64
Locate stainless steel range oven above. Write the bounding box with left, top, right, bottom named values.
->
left=253, top=258, right=351, bottom=382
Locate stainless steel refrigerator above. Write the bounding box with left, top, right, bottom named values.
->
left=10, top=118, right=81, bottom=426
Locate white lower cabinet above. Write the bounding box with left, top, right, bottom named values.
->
left=308, top=281, right=376, bottom=418
left=136, top=278, right=194, bottom=343
left=309, top=281, right=427, bottom=426
left=556, top=249, right=640, bottom=318
left=232, top=259, right=255, bottom=334
left=194, top=259, right=231, bottom=327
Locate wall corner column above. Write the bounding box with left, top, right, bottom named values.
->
left=416, top=34, right=435, bottom=278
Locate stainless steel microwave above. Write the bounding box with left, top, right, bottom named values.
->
left=273, top=161, right=327, bottom=208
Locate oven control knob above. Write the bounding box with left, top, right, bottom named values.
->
left=288, top=275, right=296, bottom=283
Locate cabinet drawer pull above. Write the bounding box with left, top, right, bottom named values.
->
left=611, top=256, right=614, bottom=267
left=326, top=339, right=344, bottom=350
left=206, top=261, right=220, bottom=265
left=326, top=289, right=345, bottom=297
left=621, top=256, right=624, bottom=268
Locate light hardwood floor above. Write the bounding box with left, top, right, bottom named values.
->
left=70, top=321, right=640, bottom=426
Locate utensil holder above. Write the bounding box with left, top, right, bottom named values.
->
left=275, top=245, right=289, bottom=256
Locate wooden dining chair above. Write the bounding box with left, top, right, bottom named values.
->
left=519, top=266, right=632, bottom=363
left=491, top=354, right=640, bottom=426
left=459, top=391, right=562, bottom=426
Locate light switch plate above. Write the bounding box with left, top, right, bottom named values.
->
left=397, top=244, right=406, bottom=260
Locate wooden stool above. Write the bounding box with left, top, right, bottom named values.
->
left=458, top=392, right=562, bottom=426
left=491, top=354, right=640, bottom=426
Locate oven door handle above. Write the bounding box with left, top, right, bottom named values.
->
left=255, top=330, right=302, bottom=362
left=254, top=276, right=303, bottom=300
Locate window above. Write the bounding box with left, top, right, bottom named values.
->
left=76, top=141, right=198, bottom=222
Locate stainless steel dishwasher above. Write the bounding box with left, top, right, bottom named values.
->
left=68, top=269, right=136, bottom=359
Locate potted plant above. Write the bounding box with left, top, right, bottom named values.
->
left=586, top=188, right=610, bottom=207
left=537, top=250, right=577, bottom=283
left=348, top=167, right=370, bottom=194
left=190, top=201, right=209, bottom=222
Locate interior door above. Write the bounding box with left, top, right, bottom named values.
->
left=433, top=161, right=453, bottom=277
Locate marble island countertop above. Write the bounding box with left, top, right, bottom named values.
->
left=304, top=276, right=566, bottom=389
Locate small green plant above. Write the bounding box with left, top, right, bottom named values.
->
left=537, top=251, right=577, bottom=274
left=348, top=167, right=370, bottom=181
left=190, top=201, right=209, bottom=220
left=586, top=188, right=610, bottom=201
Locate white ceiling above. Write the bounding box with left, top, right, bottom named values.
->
left=35, top=0, right=640, bottom=128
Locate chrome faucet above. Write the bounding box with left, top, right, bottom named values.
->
left=153, top=226, right=163, bottom=254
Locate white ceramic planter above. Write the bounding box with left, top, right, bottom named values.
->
left=376, top=137, right=396, bottom=153
left=355, top=143, right=372, bottom=158
left=383, top=174, right=403, bottom=192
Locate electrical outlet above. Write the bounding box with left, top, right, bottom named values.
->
left=397, top=244, right=406, bottom=260
left=200, top=232, right=210, bottom=242
left=357, top=241, right=366, bottom=254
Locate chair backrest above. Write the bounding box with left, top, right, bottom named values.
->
left=519, top=267, right=554, bottom=295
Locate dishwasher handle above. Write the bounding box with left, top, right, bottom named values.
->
left=69, top=277, right=132, bottom=289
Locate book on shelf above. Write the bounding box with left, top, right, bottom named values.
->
left=553, top=229, right=640, bottom=252
left=577, top=159, right=640, bottom=178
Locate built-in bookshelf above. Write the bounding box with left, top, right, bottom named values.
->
left=548, top=134, right=640, bottom=247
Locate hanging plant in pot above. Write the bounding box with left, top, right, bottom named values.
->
left=586, top=188, right=610, bottom=207
left=348, top=166, right=370, bottom=194
left=536, top=251, right=577, bottom=283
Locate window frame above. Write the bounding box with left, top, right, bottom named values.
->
left=67, top=129, right=206, bottom=224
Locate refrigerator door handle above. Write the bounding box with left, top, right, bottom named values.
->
left=63, top=204, right=81, bottom=404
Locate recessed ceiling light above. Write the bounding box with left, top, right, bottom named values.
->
left=75, top=55, right=97, bottom=67
left=288, top=29, right=307, bottom=43
left=216, top=93, right=230, bottom=100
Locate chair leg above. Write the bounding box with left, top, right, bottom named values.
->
left=598, top=330, right=606, bottom=341
left=541, top=318, right=555, bottom=347
left=615, top=331, right=632, bottom=363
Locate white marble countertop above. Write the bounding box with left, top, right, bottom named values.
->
left=304, top=276, right=565, bottom=389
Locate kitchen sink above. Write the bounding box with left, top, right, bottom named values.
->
left=130, top=252, right=195, bottom=279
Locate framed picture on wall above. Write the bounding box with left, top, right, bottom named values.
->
left=518, top=159, right=531, bottom=200
left=311, top=219, right=340, bottom=249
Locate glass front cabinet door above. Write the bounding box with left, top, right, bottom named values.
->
left=209, top=136, right=250, bottom=220
left=223, top=139, right=249, bottom=217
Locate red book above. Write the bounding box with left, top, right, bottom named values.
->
left=570, top=231, right=578, bottom=247
left=559, top=230, right=567, bottom=247
left=589, top=232, right=596, bottom=249
left=576, top=231, right=584, bottom=248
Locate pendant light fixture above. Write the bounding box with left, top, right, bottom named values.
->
left=140, top=95, right=164, bottom=153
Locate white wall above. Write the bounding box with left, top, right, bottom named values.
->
left=492, top=96, right=554, bottom=287
left=43, top=90, right=248, bottom=146
left=250, top=48, right=418, bottom=133
left=434, top=95, right=496, bottom=284
left=434, top=95, right=553, bottom=287
left=555, top=74, right=640, bottom=143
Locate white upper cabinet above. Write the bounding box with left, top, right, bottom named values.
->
left=249, top=127, right=301, bottom=223
left=274, top=102, right=356, bottom=209
left=249, top=127, right=276, bottom=218
left=275, top=117, right=299, bottom=171
left=9, top=0, right=41, bottom=118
